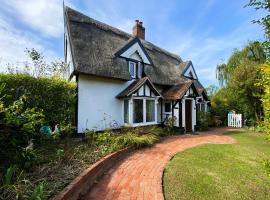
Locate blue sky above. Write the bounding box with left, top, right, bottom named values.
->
left=0, top=0, right=266, bottom=86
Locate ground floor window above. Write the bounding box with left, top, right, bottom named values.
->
left=124, top=98, right=156, bottom=124
left=133, top=99, right=144, bottom=123
left=146, top=100, right=155, bottom=122
left=124, top=99, right=129, bottom=123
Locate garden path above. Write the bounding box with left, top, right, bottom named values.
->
left=82, top=127, right=236, bottom=200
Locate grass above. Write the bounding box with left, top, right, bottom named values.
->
left=163, top=130, right=270, bottom=200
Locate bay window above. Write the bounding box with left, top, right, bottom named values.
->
left=124, top=99, right=129, bottom=123
left=124, top=98, right=157, bottom=125
left=146, top=100, right=155, bottom=122
left=133, top=99, right=143, bottom=123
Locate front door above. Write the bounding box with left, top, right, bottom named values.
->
left=185, top=99, right=192, bottom=132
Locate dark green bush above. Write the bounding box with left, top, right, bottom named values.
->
left=0, top=73, right=76, bottom=125
left=0, top=74, right=75, bottom=171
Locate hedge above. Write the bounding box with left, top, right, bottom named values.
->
left=0, top=73, right=76, bottom=125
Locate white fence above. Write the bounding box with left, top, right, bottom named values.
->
left=228, top=113, right=242, bottom=128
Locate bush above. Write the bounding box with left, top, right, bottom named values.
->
left=197, top=111, right=210, bottom=131
left=0, top=73, right=76, bottom=125
left=115, top=132, right=158, bottom=148
left=164, top=116, right=176, bottom=133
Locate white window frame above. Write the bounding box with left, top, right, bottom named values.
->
left=137, top=62, right=142, bottom=78
left=129, top=61, right=136, bottom=78
left=124, top=97, right=158, bottom=126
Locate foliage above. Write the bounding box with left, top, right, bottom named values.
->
left=85, top=126, right=166, bottom=152
left=246, top=1, right=270, bottom=41
left=197, top=111, right=210, bottom=131
left=205, top=85, right=219, bottom=98
left=257, top=63, right=270, bottom=138
left=212, top=41, right=265, bottom=125
left=3, top=165, right=16, bottom=186
left=164, top=116, right=177, bottom=133
left=53, top=123, right=75, bottom=139
left=30, top=182, right=45, bottom=200
left=7, top=48, right=69, bottom=78
left=0, top=96, right=44, bottom=170
left=115, top=132, right=159, bottom=148
left=15, top=150, right=38, bottom=170
left=0, top=73, right=76, bottom=125
left=4, top=96, right=45, bottom=133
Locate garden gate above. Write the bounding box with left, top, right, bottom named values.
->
left=228, top=112, right=242, bottom=128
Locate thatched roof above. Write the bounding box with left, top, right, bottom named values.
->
left=193, top=79, right=209, bottom=101
left=116, top=77, right=161, bottom=98
left=64, top=6, right=190, bottom=86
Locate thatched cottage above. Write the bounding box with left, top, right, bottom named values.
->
left=64, top=6, right=209, bottom=133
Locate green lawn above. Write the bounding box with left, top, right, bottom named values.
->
left=163, top=130, right=270, bottom=200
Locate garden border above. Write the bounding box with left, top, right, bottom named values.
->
left=53, top=147, right=132, bottom=200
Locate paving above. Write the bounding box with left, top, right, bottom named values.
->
left=82, top=128, right=236, bottom=200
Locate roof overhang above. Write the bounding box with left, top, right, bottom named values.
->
left=115, top=37, right=153, bottom=65
left=162, top=80, right=200, bottom=100
left=116, top=77, right=162, bottom=98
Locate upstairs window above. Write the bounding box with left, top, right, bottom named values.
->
left=129, top=61, right=143, bottom=79
left=129, top=61, right=136, bottom=78
left=137, top=62, right=142, bottom=78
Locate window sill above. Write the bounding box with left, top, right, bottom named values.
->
left=124, top=121, right=157, bottom=127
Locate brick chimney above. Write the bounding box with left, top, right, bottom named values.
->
left=132, top=20, right=145, bottom=40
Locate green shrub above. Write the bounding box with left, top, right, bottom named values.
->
left=15, top=150, right=38, bottom=170
left=164, top=116, right=176, bottom=133
left=115, top=132, right=158, bottom=148
left=85, top=130, right=112, bottom=145
left=30, top=182, right=45, bottom=200
left=0, top=73, right=76, bottom=125
left=197, top=111, right=210, bottom=131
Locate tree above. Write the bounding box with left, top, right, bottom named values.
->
left=216, top=41, right=265, bottom=86
left=7, top=48, right=69, bottom=78
left=246, top=0, right=270, bottom=59
left=213, top=41, right=265, bottom=123
left=205, top=85, right=219, bottom=98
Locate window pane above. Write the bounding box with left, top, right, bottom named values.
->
left=137, top=63, right=142, bottom=78
left=124, top=100, right=129, bottom=123
left=129, top=62, right=135, bottom=77
left=201, top=104, right=205, bottom=112
left=146, top=100, right=155, bottom=122
left=165, top=102, right=171, bottom=112
left=133, top=99, right=143, bottom=123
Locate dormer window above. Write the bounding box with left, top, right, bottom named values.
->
left=129, top=61, right=143, bottom=79
left=129, top=61, right=136, bottom=78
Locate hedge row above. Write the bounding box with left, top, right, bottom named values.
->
left=0, top=73, right=76, bottom=125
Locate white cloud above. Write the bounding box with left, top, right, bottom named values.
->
left=1, top=0, right=64, bottom=38
left=0, top=15, right=58, bottom=71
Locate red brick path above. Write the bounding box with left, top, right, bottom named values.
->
left=82, top=128, right=236, bottom=200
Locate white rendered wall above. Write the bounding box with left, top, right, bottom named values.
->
left=77, top=75, right=130, bottom=132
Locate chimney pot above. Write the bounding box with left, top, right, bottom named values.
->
left=132, top=20, right=145, bottom=40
